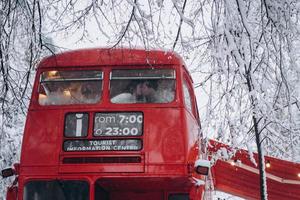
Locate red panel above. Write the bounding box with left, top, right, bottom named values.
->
left=144, top=108, right=185, bottom=164
left=209, top=140, right=300, bottom=199
left=21, top=110, right=63, bottom=166
left=213, top=161, right=260, bottom=199
left=147, top=164, right=186, bottom=175
left=20, top=166, right=57, bottom=176
left=38, top=48, right=183, bottom=68
left=59, top=163, right=144, bottom=173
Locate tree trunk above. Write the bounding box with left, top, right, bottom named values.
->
left=253, top=115, right=267, bottom=200
left=246, top=74, right=267, bottom=200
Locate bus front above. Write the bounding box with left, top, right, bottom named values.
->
left=7, top=49, right=203, bottom=200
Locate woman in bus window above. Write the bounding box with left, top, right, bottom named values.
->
left=110, top=81, right=139, bottom=103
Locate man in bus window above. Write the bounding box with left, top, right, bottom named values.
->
left=137, top=80, right=158, bottom=103
left=111, top=80, right=159, bottom=103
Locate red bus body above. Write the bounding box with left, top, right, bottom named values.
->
left=14, top=49, right=203, bottom=200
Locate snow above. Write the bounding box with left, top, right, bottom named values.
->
left=1, top=0, right=300, bottom=199
left=192, top=177, right=205, bottom=186
left=195, top=159, right=211, bottom=168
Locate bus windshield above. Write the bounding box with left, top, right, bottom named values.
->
left=110, top=69, right=176, bottom=104
left=23, top=180, right=89, bottom=200
left=38, top=70, right=103, bottom=105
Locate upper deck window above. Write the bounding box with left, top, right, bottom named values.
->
left=38, top=70, right=103, bottom=105
left=110, top=69, right=176, bottom=104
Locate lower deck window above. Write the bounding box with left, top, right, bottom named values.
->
left=23, top=180, right=89, bottom=200
left=169, top=194, right=189, bottom=200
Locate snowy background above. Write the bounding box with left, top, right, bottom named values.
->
left=1, top=0, right=300, bottom=199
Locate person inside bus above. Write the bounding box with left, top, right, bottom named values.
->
left=111, top=80, right=162, bottom=103
left=155, top=79, right=175, bottom=103
left=136, top=80, right=158, bottom=103
left=110, top=80, right=139, bottom=103
left=39, top=82, right=72, bottom=105
left=79, top=81, right=101, bottom=103
left=69, top=81, right=101, bottom=104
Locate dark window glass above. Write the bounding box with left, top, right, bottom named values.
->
left=39, top=70, right=102, bottom=105
left=110, top=69, right=176, bottom=104
left=64, top=113, right=89, bottom=137
left=169, top=194, right=189, bottom=200
left=23, top=180, right=89, bottom=200
left=95, top=184, right=109, bottom=200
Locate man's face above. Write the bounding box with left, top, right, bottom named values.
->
left=141, top=82, right=152, bottom=95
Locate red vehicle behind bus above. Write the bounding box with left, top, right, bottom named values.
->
left=2, top=48, right=207, bottom=200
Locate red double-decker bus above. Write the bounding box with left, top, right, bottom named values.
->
left=2, top=48, right=207, bottom=200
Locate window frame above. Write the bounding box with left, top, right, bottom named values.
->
left=38, top=69, right=104, bottom=106
left=109, top=68, right=177, bottom=104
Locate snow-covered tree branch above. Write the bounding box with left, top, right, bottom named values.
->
left=0, top=0, right=300, bottom=199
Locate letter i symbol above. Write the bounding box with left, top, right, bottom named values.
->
left=75, top=114, right=83, bottom=137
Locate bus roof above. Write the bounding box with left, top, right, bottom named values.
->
left=37, top=48, right=186, bottom=69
